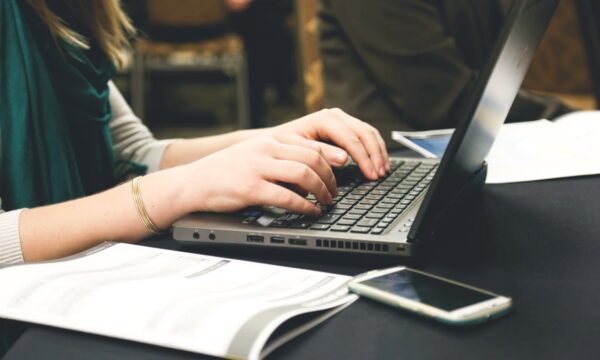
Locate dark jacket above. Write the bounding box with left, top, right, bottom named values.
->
left=319, top=0, right=569, bottom=146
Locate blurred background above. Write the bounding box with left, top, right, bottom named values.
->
left=113, top=0, right=600, bottom=144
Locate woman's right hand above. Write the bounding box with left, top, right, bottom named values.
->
left=178, top=134, right=340, bottom=216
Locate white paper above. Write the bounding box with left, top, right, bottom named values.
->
left=0, top=243, right=357, bottom=360
left=392, top=111, right=600, bottom=184
left=486, top=114, right=600, bottom=183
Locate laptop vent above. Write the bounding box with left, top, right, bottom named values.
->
left=316, top=239, right=389, bottom=253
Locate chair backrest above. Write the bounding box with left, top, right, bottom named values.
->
left=296, top=0, right=324, bottom=113
left=575, top=0, right=600, bottom=108
left=523, top=0, right=597, bottom=108
left=147, top=0, right=228, bottom=27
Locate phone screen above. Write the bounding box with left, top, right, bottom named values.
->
left=360, top=269, right=495, bottom=311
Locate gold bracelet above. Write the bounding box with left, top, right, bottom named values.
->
left=131, top=176, right=165, bottom=235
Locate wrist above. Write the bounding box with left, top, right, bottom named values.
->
left=171, top=163, right=211, bottom=215
left=139, top=166, right=195, bottom=228
left=235, top=128, right=271, bottom=141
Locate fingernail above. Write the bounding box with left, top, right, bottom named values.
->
left=334, top=150, right=347, bottom=164
left=379, top=167, right=385, bottom=176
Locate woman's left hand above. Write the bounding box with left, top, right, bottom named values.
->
left=272, top=108, right=390, bottom=180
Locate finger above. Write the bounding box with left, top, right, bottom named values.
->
left=264, top=159, right=333, bottom=205
left=375, top=130, right=391, bottom=172
left=359, top=123, right=391, bottom=172
left=271, top=143, right=338, bottom=197
left=317, top=116, right=379, bottom=180
left=274, top=133, right=348, bottom=167
left=355, top=125, right=387, bottom=177
left=330, top=109, right=389, bottom=175
left=254, top=181, right=321, bottom=215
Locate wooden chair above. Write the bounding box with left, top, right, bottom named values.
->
left=575, top=0, right=600, bottom=108
left=523, top=0, right=598, bottom=110
left=296, top=0, right=323, bottom=114
left=130, top=0, right=251, bottom=128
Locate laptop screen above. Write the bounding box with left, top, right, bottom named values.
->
left=409, top=0, right=559, bottom=242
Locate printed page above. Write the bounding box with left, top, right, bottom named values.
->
left=486, top=118, right=600, bottom=183
left=0, top=243, right=357, bottom=360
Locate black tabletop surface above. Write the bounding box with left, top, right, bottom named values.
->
left=3, top=175, right=600, bottom=359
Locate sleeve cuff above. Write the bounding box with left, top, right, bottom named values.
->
left=0, top=209, right=25, bottom=265
left=140, top=139, right=178, bottom=173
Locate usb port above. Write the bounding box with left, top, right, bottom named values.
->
left=289, top=238, right=307, bottom=246
left=270, top=236, right=285, bottom=244
left=247, top=235, right=264, bottom=243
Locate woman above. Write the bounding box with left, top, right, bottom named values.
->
left=0, top=0, right=389, bottom=265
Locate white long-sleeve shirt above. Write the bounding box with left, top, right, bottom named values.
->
left=0, top=82, right=175, bottom=265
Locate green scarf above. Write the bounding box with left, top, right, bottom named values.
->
left=0, top=0, right=117, bottom=210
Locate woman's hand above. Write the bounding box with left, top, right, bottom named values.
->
left=272, top=108, right=390, bottom=180
left=160, top=108, right=389, bottom=179
left=179, top=134, right=340, bottom=215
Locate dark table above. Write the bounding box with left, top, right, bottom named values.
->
left=3, top=176, right=600, bottom=359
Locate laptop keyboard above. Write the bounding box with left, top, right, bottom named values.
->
left=246, top=159, right=438, bottom=235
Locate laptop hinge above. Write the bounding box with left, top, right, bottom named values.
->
left=407, top=161, right=487, bottom=244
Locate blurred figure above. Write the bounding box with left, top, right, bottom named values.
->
left=319, top=0, right=572, bottom=147
left=227, top=0, right=296, bottom=128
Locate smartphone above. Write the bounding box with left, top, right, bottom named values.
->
left=391, top=129, right=454, bottom=159
left=348, top=266, right=512, bottom=325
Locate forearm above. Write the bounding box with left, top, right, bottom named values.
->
left=19, top=166, right=192, bottom=262
left=159, top=128, right=268, bottom=169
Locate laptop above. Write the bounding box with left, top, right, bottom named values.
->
left=173, top=0, right=559, bottom=256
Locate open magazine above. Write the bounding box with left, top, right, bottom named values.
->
left=0, top=243, right=357, bottom=360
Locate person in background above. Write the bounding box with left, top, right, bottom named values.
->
left=319, top=0, right=573, bottom=148
left=226, top=0, right=296, bottom=128
left=0, top=0, right=389, bottom=265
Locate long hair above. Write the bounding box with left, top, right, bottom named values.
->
left=27, top=0, right=135, bottom=68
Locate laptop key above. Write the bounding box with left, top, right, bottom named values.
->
left=348, top=209, right=368, bottom=215
left=289, top=217, right=315, bottom=229
left=290, top=222, right=311, bottom=229
left=371, top=207, right=389, bottom=214
left=334, top=204, right=352, bottom=210
left=356, top=218, right=379, bottom=227
left=371, top=227, right=386, bottom=235
left=316, top=214, right=341, bottom=224
left=384, top=214, right=397, bottom=222
left=328, top=208, right=347, bottom=215
left=354, top=204, right=373, bottom=211
left=339, top=199, right=358, bottom=206
left=351, top=226, right=371, bottom=234
left=338, top=219, right=357, bottom=226
left=269, top=220, right=289, bottom=228
left=310, top=223, right=330, bottom=231
left=365, top=212, right=385, bottom=219
left=331, top=225, right=351, bottom=232
left=381, top=198, right=399, bottom=205
left=365, top=194, right=384, bottom=201
left=345, top=194, right=363, bottom=201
